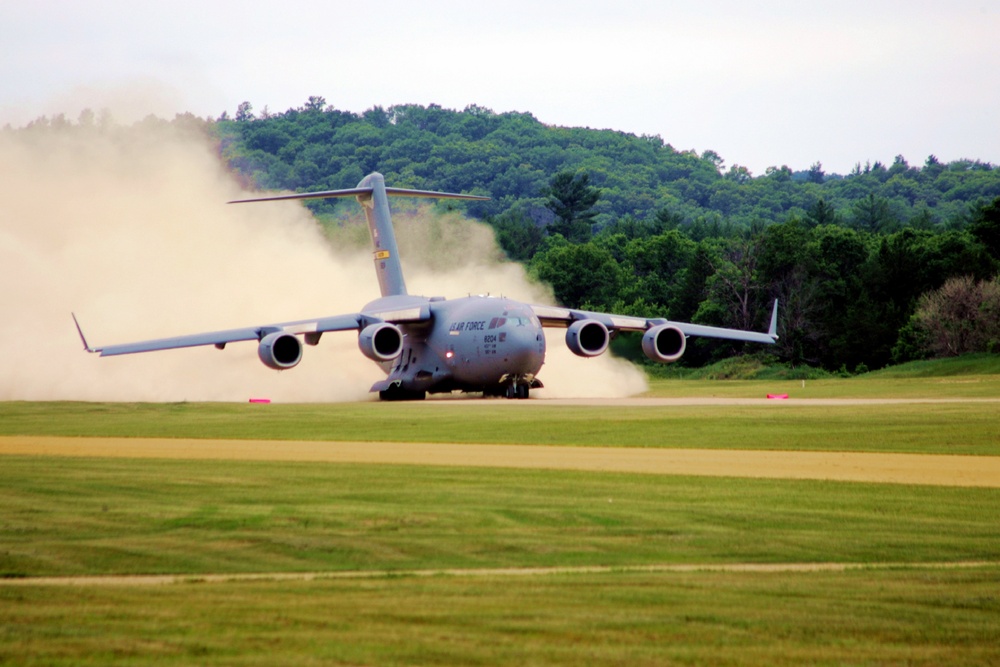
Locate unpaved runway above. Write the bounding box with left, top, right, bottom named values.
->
left=3, top=435, right=999, bottom=488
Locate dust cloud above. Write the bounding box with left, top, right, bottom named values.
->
left=0, top=117, right=646, bottom=402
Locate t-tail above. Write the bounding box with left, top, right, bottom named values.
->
left=229, top=172, right=489, bottom=297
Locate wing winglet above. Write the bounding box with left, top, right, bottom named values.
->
left=768, top=299, right=780, bottom=340
left=71, top=313, right=100, bottom=353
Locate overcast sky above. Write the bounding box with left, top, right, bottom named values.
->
left=2, top=0, right=997, bottom=175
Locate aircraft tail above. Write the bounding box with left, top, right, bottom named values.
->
left=358, top=173, right=407, bottom=296
left=230, top=172, right=488, bottom=297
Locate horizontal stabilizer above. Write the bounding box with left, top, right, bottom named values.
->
left=229, top=186, right=489, bottom=205
left=384, top=187, right=490, bottom=201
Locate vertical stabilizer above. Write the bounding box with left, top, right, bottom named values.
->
left=229, top=172, right=489, bottom=299
left=357, top=173, right=407, bottom=297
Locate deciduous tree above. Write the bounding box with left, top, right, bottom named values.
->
left=912, top=276, right=1000, bottom=356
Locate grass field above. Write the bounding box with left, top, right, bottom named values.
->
left=2, top=362, right=999, bottom=665
left=5, top=569, right=998, bottom=666
left=3, top=457, right=998, bottom=577
left=642, top=355, right=1000, bottom=398
left=2, top=397, right=999, bottom=455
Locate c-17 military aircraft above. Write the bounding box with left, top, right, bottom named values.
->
left=74, top=172, right=778, bottom=400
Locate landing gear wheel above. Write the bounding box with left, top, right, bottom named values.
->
left=504, top=384, right=530, bottom=399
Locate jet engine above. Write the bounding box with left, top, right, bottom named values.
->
left=565, top=319, right=610, bottom=357
left=641, top=324, right=686, bottom=363
left=258, top=331, right=303, bottom=370
left=358, top=322, right=404, bottom=362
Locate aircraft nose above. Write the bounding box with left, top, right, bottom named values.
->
left=504, top=323, right=544, bottom=371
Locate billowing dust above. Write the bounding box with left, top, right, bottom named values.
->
left=0, top=117, right=647, bottom=402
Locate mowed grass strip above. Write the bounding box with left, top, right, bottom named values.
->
left=643, top=353, right=1000, bottom=398
left=3, top=568, right=999, bottom=666
left=643, top=375, right=1000, bottom=399
left=1, top=399, right=998, bottom=454
left=2, top=457, right=998, bottom=577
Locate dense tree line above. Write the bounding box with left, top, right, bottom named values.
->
left=216, top=98, right=1000, bottom=230
left=214, top=99, right=1000, bottom=372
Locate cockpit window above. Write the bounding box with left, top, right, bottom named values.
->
left=489, top=315, right=536, bottom=329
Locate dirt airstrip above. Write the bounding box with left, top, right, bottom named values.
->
left=2, top=434, right=999, bottom=488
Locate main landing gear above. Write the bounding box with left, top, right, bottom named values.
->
left=482, top=382, right=529, bottom=399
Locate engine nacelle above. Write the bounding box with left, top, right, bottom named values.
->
left=358, top=322, right=404, bottom=362
left=642, top=324, right=686, bottom=363
left=257, top=332, right=303, bottom=370
left=565, top=319, right=610, bottom=358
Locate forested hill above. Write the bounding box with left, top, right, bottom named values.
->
left=214, top=98, right=1000, bottom=373
left=216, top=98, right=1000, bottom=231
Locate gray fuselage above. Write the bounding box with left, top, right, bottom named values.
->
left=364, top=294, right=545, bottom=395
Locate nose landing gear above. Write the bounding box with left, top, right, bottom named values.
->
left=484, top=376, right=541, bottom=400
left=505, top=383, right=530, bottom=399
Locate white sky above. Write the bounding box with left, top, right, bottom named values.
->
left=2, top=0, right=998, bottom=175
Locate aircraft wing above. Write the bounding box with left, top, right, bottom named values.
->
left=529, top=299, right=779, bottom=344
left=73, top=312, right=366, bottom=357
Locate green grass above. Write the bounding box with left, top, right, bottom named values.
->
left=643, top=375, right=1000, bottom=399
left=642, top=353, right=1000, bottom=395
left=3, top=377, right=999, bottom=665
left=867, top=353, right=1000, bottom=378
left=643, top=358, right=1000, bottom=399
left=4, top=568, right=999, bottom=666
left=2, top=457, right=998, bottom=578
left=1, top=454, right=999, bottom=665
left=3, top=355, right=998, bottom=455
left=2, top=398, right=1000, bottom=454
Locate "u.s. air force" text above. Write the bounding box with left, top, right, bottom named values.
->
left=448, top=320, right=486, bottom=332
